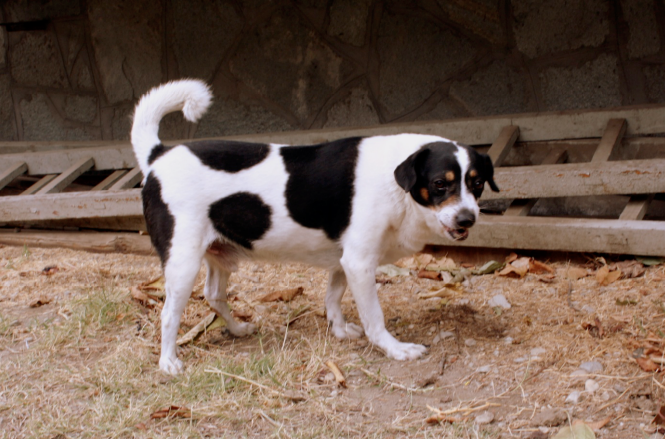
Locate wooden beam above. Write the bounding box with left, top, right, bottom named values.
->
left=108, top=167, right=142, bottom=190
left=504, top=149, right=568, bottom=216
left=0, top=162, right=27, bottom=190
left=0, top=189, right=144, bottom=222
left=35, top=157, right=95, bottom=194
left=619, top=194, right=655, bottom=221
left=482, top=158, right=665, bottom=200
left=0, top=230, right=154, bottom=255
left=91, top=170, right=128, bottom=191
left=2, top=145, right=136, bottom=175
left=438, top=215, right=665, bottom=256
left=591, top=118, right=627, bottom=163
left=486, top=125, right=519, bottom=166
left=21, top=174, right=58, bottom=195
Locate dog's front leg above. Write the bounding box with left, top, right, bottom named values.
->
left=340, top=253, right=427, bottom=360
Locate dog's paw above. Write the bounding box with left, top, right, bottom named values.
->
left=384, top=342, right=427, bottom=361
left=330, top=321, right=364, bottom=339
left=159, top=356, right=184, bottom=375
left=228, top=321, right=257, bottom=337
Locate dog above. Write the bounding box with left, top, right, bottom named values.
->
left=131, top=79, right=499, bottom=374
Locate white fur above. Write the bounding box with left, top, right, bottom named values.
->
left=132, top=80, right=477, bottom=374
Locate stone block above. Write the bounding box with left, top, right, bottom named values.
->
left=415, top=98, right=467, bottom=122
left=195, top=98, right=293, bottom=138
left=323, top=86, right=380, bottom=128
left=88, top=0, right=162, bottom=104
left=4, top=0, right=81, bottom=23
left=0, top=27, right=6, bottom=70
left=229, top=7, right=354, bottom=124
left=327, top=0, right=371, bottom=46
left=376, top=11, right=477, bottom=117
left=512, top=0, right=610, bottom=58
left=449, top=59, right=530, bottom=116
left=64, top=95, right=98, bottom=123
left=8, top=30, right=68, bottom=88
left=0, top=74, right=17, bottom=140
left=643, top=64, right=665, bottom=103
left=539, top=54, right=621, bottom=111
left=435, top=0, right=506, bottom=46
left=54, top=21, right=95, bottom=91
left=168, top=0, right=243, bottom=80
left=18, top=93, right=101, bottom=141
left=621, top=0, right=660, bottom=58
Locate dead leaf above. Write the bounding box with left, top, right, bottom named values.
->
left=376, top=264, right=411, bottom=277
left=586, top=417, right=611, bottom=431
left=596, top=265, right=621, bottom=286
left=653, top=405, right=665, bottom=426
left=135, top=422, right=148, bottom=430
left=473, top=260, right=504, bottom=275
left=529, top=259, right=555, bottom=274
left=505, top=252, right=518, bottom=263
left=551, top=421, right=596, bottom=439
left=29, top=298, right=51, bottom=308
left=415, top=253, right=435, bottom=267
left=176, top=313, right=225, bottom=346
left=131, top=286, right=161, bottom=308
left=232, top=309, right=253, bottom=321
left=498, top=257, right=530, bottom=278
left=417, top=287, right=456, bottom=299
left=150, top=405, right=191, bottom=420
left=636, top=356, right=662, bottom=372
left=418, top=270, right=442, bottom=280
left=566, top=267, right=589, bottom=280
left=325, top=361, right=347, bottom=388
left=259, top=287, right=304, bottom=302
left=582, top=317, right=605, bottom=338
left=41, top=266, right=59, bottom=276
left=137, top=277, right=166, bottom=299
left=537, top=274, right=556, bottom=283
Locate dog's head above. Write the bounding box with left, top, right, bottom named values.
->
left=394, top=141, right=499, bottom=241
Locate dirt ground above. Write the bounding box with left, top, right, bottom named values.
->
left=1, top=243, right=664, bottom=438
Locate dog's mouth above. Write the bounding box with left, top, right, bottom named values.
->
left=446, top=226, right=469, bottom=241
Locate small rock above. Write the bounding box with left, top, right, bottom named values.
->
left=458, top=298, right=470, bottom=305
left=530, top=408, right=567, bottom=427
left=614, top=383, right=626, bottom=393
left=503, top=336, right=514, bottom=344
left=530, top=348, right=547, bottom=357
left=601, top=391, right=611, bottom=401
left=477, top=365, right=491, bottom=373
left=488, top=294, right=511, bottom=310
left=439, top=331, right=454, bottom=339
left=474, top=411, right=494, bottom=425
left=432, top=335, right=441, bottom=345
left=465, top=338, right=476, bottom=347
left=581, top=305, right=595, bottom=314
left=514, top=357, right=527, bottom=363
left=585, top=379, right=600, bottom=393
left=565, top=390, right=582, bottom=404
left=570, top=369, right=588, bottom=380
left=254, top=305, right=267, bottom=314
left=580, top=361, right=603, bottom=374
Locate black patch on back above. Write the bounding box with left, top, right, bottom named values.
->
left=208, top=192, right=272, bottom=250
left=142, top=173, right=175, bottom=265
left=184, top=140, right=270, bottom=173
left=147, top=143, right=172, bottom=165
left=280, top=137, right=361, bottom=241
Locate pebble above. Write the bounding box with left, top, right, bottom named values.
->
left=458, top=298, right=470, bottom=305
left=474, top=411, right=494, bottom=425
left=503, top=336, right=514, bottom=344
left=565, top=390, right=582, bottom=404
left=581, top=305, right=595, bottom=314
left=477, top=365, right=491, bottom=373
left=585, top=379, right=600, bottom=393
left=254, top=305, right=267, bottom=314
left=432, top=335, right=440, bottom=345
left=530, top=408, right=567, bottom=427
left=514, top=357, right=527, bottom=363
left=601, top=391, right=611, bottom=401
left=465, top=338, right=477, bottom=347
left=439, top=331, right=454, bottom=339
left=580, top=361, right=603, bottom=374
left=488, top=294, right=511, bottom=310
left=530, top=348, right=547, bottom=357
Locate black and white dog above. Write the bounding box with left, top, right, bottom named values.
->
left=131, top=79, right=499, bottom=374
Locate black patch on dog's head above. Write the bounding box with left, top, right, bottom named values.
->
left=465, top=147, right=499, bottom=197
left=208, top=192, right=272, bottom=249
left=142, top=173, right=175, bottom=265
left=185, top=140, right=270, bottom=173
left=280, top=137, right=361, bottom=241
left=147, top=144, right=172, bottom=165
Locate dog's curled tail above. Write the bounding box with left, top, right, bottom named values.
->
left=131, top=79, right=212, bottom=175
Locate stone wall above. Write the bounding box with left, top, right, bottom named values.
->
left=0, top=0, right=664, bottom=142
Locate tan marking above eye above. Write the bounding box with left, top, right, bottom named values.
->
left=469, top=169, right=478, bottom=178
left=420, top=187, right=430, bottom=201
left=445, top=171, right=455, bottom=181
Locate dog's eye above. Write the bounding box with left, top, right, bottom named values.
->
left=433, top=180, right=446, bottom=189
left=473, top=180, right=484, bottom=189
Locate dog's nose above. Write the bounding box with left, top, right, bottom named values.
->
left=455, top=210, right=476, bottom=228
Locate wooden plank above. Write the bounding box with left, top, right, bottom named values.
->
left=619, top=194, right=655, bottom=221
left=504, top=149, right=568, bottom=216
left=591, top=118, right=627, bottom=163
left=486, top=125, right=519, bottom=166
left=91, top=170, right=128, bottom=191
left=2, top=145, right=136, bottom=175
left=0, top=230, right=154, bottom=255
left=21, top=174, right=58, bottom=195
left=438, top=215, right=665, bottom=256
left=35, top=157, right=95, bottom=195
left=0, top=189, right=144, bottom=222
left=108, top=167, right=142, bottom=190
left=0, top=162, right=28, bottom=190
left=482, top=158, right=665, bottom=200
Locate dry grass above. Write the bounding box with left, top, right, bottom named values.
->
left=0, top=244, right=664, bottom=438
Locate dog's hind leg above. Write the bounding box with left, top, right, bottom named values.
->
left=325, top=269, right=363, bottom=339
left=203, top=254, right=256, bottom=337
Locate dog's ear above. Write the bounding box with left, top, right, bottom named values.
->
left=394, top=148, right=430, bottom=192
left=481, top=154, right=500, bottom=192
